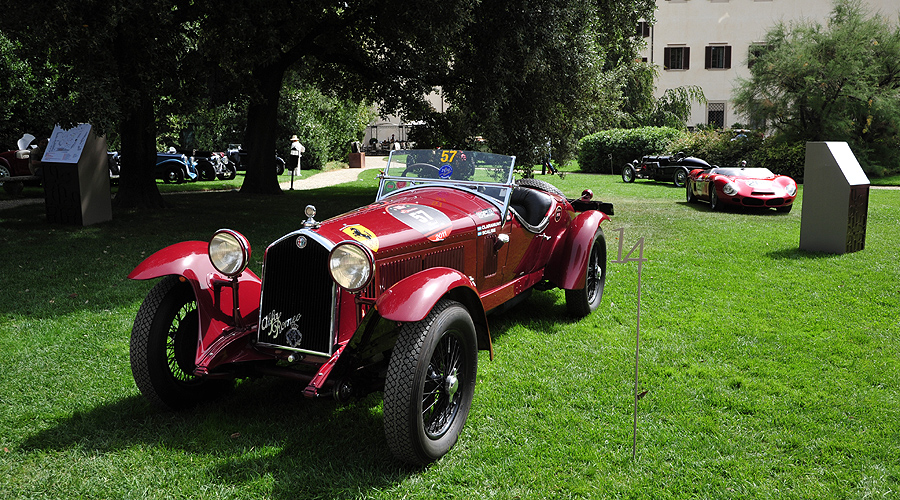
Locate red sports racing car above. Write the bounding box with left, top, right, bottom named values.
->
left=686, top=166, right=797, bottom=212
left=128, top=149, right=614, bottom=465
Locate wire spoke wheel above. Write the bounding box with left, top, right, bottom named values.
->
left=384, top=299, right=477, bottom=465
left=130, top=276, right=231, bottom=410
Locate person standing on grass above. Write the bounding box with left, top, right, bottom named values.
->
left=289, top=135, right=305, bottom=174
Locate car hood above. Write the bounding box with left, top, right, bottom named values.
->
left=311, top=186, right=501, bottom=257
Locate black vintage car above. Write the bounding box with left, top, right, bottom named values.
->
left=622, top=152, right=711, bottom=187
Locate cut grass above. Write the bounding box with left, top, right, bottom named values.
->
left=1, top=172, right=898, bottom=499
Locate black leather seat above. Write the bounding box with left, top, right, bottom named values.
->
left=509, top=187, right=552, bottom=232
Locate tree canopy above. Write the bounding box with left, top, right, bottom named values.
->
left=3, top=0, right=661, bottom=205
left=733, top=0, right=900, bottom=174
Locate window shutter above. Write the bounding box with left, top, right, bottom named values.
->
left=663, top=47, right=671, bottom=70
left=705, top=46, right=712, bottom=69
left=724, top=45, right=732, bottom=69
left=683, top=47, right=690, bottom=70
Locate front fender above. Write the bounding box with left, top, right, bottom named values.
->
left=545, top=210, right=609, bottom=290
left=376, top=267, right=476, bottom=323
left=376, top=267, right=493, bottom=356
left=129, top=241, right=263, bottom=369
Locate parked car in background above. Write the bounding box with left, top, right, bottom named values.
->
left=194, top=151, right=237, bottom=181
left=155, top=151, right=199, bottom=184
left=127, top=149, right=614, bottom=465
left=226, top=144, right=286, bottom=175
left=686, top=165, right=797, bottom=212
left=622, top=152, right=711, bottom=187
left=0, top=148, right=30, bottom=179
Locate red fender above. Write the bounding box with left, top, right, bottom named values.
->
left=128, top=241, right=264, bottom=370
left=376, top=267, right=476, bottom=322
left=375, top=266, right=493, bottom=357
left=544, top=210, right=609, bottom=290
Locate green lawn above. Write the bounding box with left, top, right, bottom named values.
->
left=1, top=172, right=898, bottom=499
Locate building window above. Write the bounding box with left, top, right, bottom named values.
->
left=708, top=102, right=726, bottom=128
left=636, top=21, right=651, bottom=38
left=748, top=44, right=769, bottom=69
left=663, top=46, right=690, bottom=70
left=705, top=45, right=732, bottom=69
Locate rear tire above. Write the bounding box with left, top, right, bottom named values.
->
left=130, top=276, right=232, bottom=410
left=384, top=299, right=478, bottom=465
left=164, top=166, right=184, bottom=184
left=565, top=228, right=607, bottom=316
left=673, top=168, right=688, bottom=188
left=197, top=159, right=216, bottom=181
left=686, top=182, right=697, bottom=203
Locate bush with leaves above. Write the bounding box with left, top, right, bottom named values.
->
left=666, top=130, right=807, bottom=182
left=578, top=127, right=682, bottom=174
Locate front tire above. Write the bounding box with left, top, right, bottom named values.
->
left=384, top=299, right=478, bottom=465
left=130, top=276, right=232, bottom=410
left=565, top=228, right=607, bottom=316
left=622, top=165, right=636, bottom=183
left=710, top=187, right=721, bottom=211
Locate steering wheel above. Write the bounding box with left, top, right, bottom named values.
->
left=401, top=163, right=441, bottom=178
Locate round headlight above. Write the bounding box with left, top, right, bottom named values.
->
left=209, top=229, right=250, bottom=277
left=329, top=242, right=374, bottom=292
left=722, top=182, right=739, bottom=196
left=785, top=183, right=797, bottom=196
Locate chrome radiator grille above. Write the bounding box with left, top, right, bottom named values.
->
left=257, top=233, right=336, bottom=356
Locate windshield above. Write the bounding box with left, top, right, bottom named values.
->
left=377, top=149, right=517, bottom=208
left=713, top=167, right=775, bottom=178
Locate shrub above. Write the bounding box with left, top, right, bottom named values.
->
left=667, top=130, right=807, bottom=182
left=577, top=127, right=682, bottom=173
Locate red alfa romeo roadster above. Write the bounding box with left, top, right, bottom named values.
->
left=128, top=149, right=613, bottom=464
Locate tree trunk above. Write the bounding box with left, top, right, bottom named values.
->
left=240, top=64, right=287, bottom=195
left=113, top=94, right=165, bottom=209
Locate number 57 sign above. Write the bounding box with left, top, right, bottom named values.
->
left=611, top=228, right=647, bottom=460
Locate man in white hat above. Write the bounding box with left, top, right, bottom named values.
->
left=289, top=135, right=305, bottom=174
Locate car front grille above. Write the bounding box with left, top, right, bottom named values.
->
left=257, top=232, right=336, bottom=356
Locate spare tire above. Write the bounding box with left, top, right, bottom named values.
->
left=516, top=177, right=564, bottom=197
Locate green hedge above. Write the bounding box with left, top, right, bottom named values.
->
left=578, top=127, right=682, bottom=174
left=667, top=131, right=806, bottom=182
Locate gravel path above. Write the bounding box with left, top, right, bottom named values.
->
left=0, top=160, right=386, bottom=212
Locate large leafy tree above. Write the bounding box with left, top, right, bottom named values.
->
left=435, top=0, right=656, bottom=165
left=733, top=0, right=900, bottom=173
left=196, top=0, right=477, bottom=194
left=2, top=0, right=205, bottom=208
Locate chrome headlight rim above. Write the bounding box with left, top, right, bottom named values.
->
left=208, top=229, right=251, bottom=277
left=328, top=241, right=375, bottom=293
left=784, top=182, right=797, bottom=197
left=722, top=181, right=739, bottom=196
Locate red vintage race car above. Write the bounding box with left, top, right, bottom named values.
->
left=685, top=165, right=797, bottom=213
left=128, top=149, right=613, bottom=465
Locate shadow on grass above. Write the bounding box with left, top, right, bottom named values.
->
left=0, top=186, right=378, bottom=319
left=766, top=247, right=841, bottom=260
left=19, top=377, right=415, bottom=497
left=675, top=200, right=795, bottom=216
